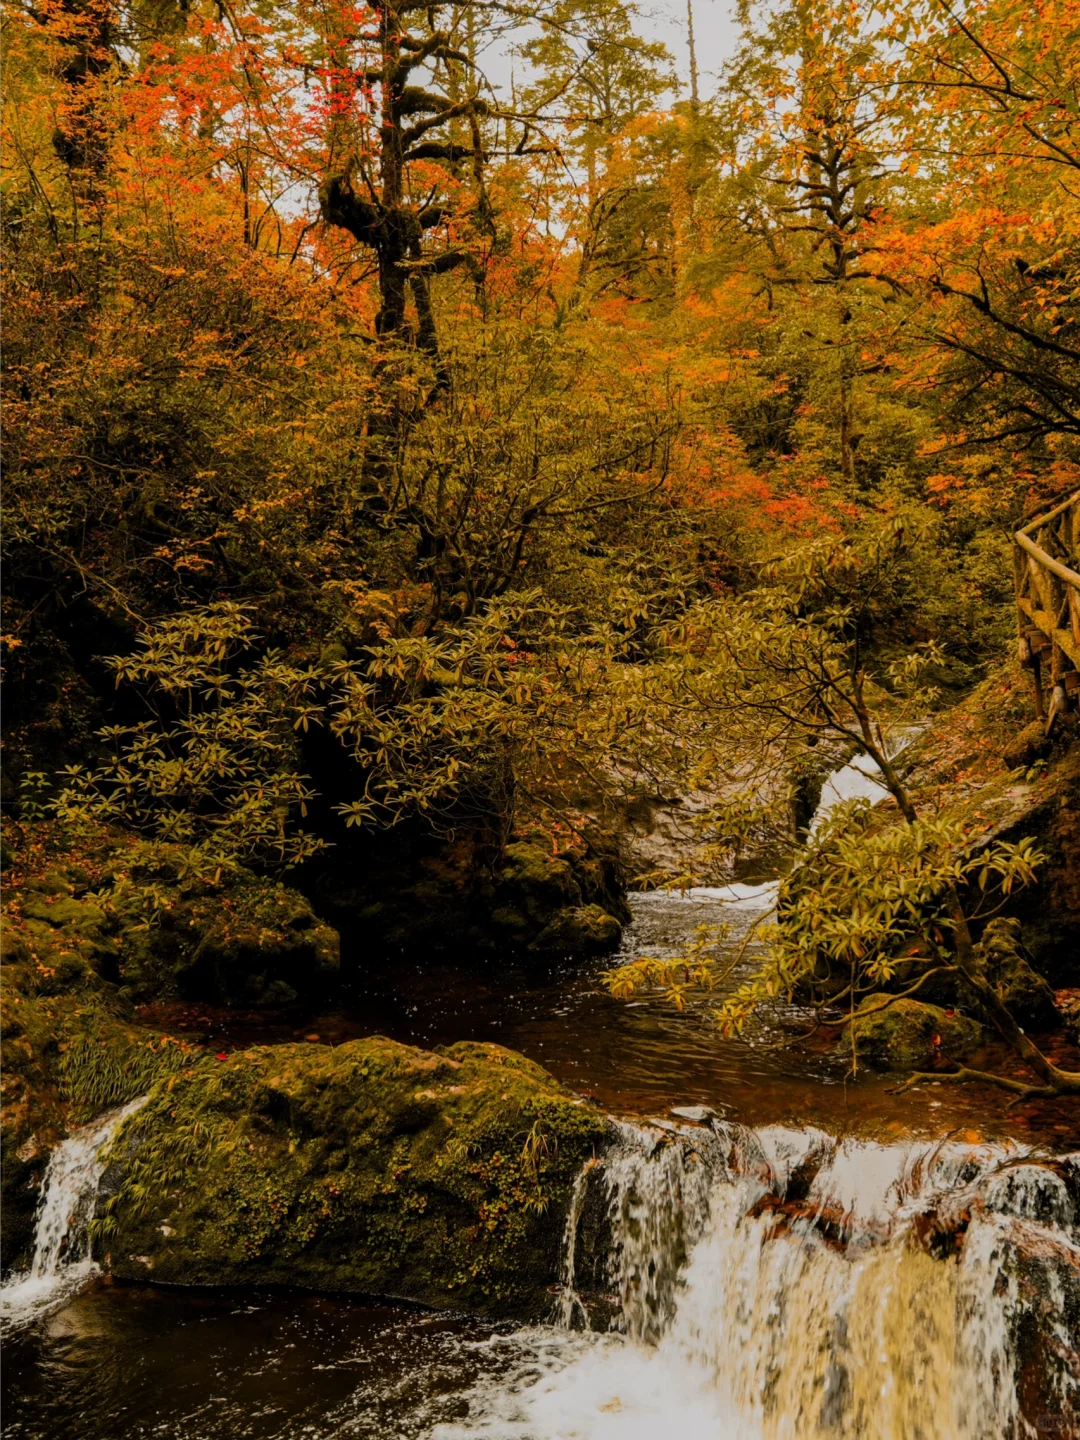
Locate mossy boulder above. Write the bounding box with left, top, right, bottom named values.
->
left=1002, top=720, right=1053, bottom=772
left=118, top=876, right=340, bottom=1007
left=490, top=842, right=624, bottom=956
left=530, top=904, right=623, bottom=955
left=0, top=908, right=195, bottom=1271
left=973, top=918, right=1060, bottom=1030
left=3, top=835, right=341, bottom=1009
left=317, top=824, right=627, bottom=959
left=1, top=835, right=340, bottom=1267
left=495, top=842, right=581, bottom=919
left=844, top=998, right=983, bottom=1071
left=105, top=1037, right=611, bottom=1318
left=905, top=706, right=1079, bottom=984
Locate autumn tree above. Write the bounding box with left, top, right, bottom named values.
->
left=695, top=0, right=913, bottom=486
left=517, top=0, right=675, bottom=192
left=883, top=0, right=1080, bottom=454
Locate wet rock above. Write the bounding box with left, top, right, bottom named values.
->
left=973, top=917, right=1059, bottom=1030
left=844, top=998, right=983, bottom=1071
left=529, top=904, right=622, bottom=956
left=670, top=1106, right=716, bottom=1124
left=106, top=1037, right=611, bottom=1319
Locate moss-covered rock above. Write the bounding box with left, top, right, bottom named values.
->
left=1, top=832, right=341, bottom=1267
left=497, top=841, right=580, bottom=917
left=530, top=904, right=623, bottom=955
left=491, top=842, right=624, bottom=956
left=317, top=823, right=627, bottom=959
left=105, top=1037, right=611, bottom=1318
left=0, top=907, right=195, bottom=1271
left=1002, top=720, right=1052, bottom=772
left=118, top=876, right=340, bottom=1007
left=973, top=917, right=1060, bottom=1030
left=844, top=998, right=983, bottom=1071
left=902, top=678, right=1080, bottom=984
left=3, top=832, right=341, bottom=1009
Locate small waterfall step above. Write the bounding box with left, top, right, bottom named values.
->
left=1, top=1097, right=146, bottom=1329
left=435, top=1121, right=1080, bottom=1439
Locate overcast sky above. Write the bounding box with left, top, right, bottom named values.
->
left=480, top=0, right=741, bottom=108
left=640, top=0, right=740, bottom=98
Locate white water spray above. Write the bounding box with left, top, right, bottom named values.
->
left=433, top=1123, right=1080, bottom=1440
left=1, top=1097, right=146, bottom=1328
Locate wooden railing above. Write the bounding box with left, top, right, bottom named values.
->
left=1014, top=489, right=1080, bottom=731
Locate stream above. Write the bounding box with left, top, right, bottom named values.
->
left=4, top=756, right=1080, bottom=1438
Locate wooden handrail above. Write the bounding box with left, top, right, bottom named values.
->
left=1018, top=489, right=1080, bottom=536
left=1014, top=530, right=1080, bottom=589
left=1013, top=489, right=1079, bottom=730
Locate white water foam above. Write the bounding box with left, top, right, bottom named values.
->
left=430, top=1124, right=1080, bottom=1440
left=1, top=1097, right=146, bottom=1329
left=810, top=727, right=922, bottom=834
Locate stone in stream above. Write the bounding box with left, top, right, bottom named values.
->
left=104, top=1036, right=611, bottom=1319
left=841, top=997, right=983, bottom=1071
left=669, top=1105, right=716, bottom=1124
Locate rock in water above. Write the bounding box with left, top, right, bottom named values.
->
left=105, top=1037, right=611, bottom=1319
left=843, top=998, right=983, bottom=1071
left=529, top=904, right=623, bottom=955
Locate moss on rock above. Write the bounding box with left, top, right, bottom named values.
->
left=973, top=918, right=1060, bottom=1030
left=1, top=830, right=339, bottom=1268
left=118, top=875, right=340, bottom=1007
left=0, top=905, right=195, bottom=1270
left=3, top=829, right=341, bottom=1009
left=104, top=1036, right=611, bottom=1318
left=491, top=841, right=624, bottom=956
left=844, top=998, right=983, bottom=1071
left=530, top=904, right=623, bottom=955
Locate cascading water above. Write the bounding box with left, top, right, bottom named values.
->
left=810, top=727, right=922, bottom=832
left=432, top=1121, right=1080, bottom=1440
left=1, top=1097, right=146, bottom=1329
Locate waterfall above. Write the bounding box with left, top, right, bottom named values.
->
left=1, top=1097, right=146, bottom=1329
left=433, top=1121, right=1080, bottom=1439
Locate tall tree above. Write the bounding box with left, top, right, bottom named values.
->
left=701, top=0, right=909, bottom=484
left=517, top=0, right=675, bottom=193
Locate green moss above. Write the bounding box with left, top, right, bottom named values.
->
left=0, top=903, right=198, bottom=1270
left=498, top=842, right=581, bottom=920
left=530, top=904, right=622, bottom=955
left=104, top=1036, right=611, bottom=1318
left=118, top=874, right=339, bottom=1006
left=845, top=998, right=982, bottom=1071
left=974, top=918, right=1059, bottom=1029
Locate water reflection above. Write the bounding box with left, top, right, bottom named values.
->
left=2, top=1286, right=518, bottom=1439
left=142, top=885, right=1080, bottom=1148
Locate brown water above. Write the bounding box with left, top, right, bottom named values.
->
left=1, top=1286, right=524, bottom=1439
left=143, top=883, right=1080, bottom=1147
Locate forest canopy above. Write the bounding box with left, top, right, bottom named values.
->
left=3, top=0, right=1078, bottom=1083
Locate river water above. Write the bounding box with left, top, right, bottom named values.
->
left=4, top=876, right=1080, bottom=1437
